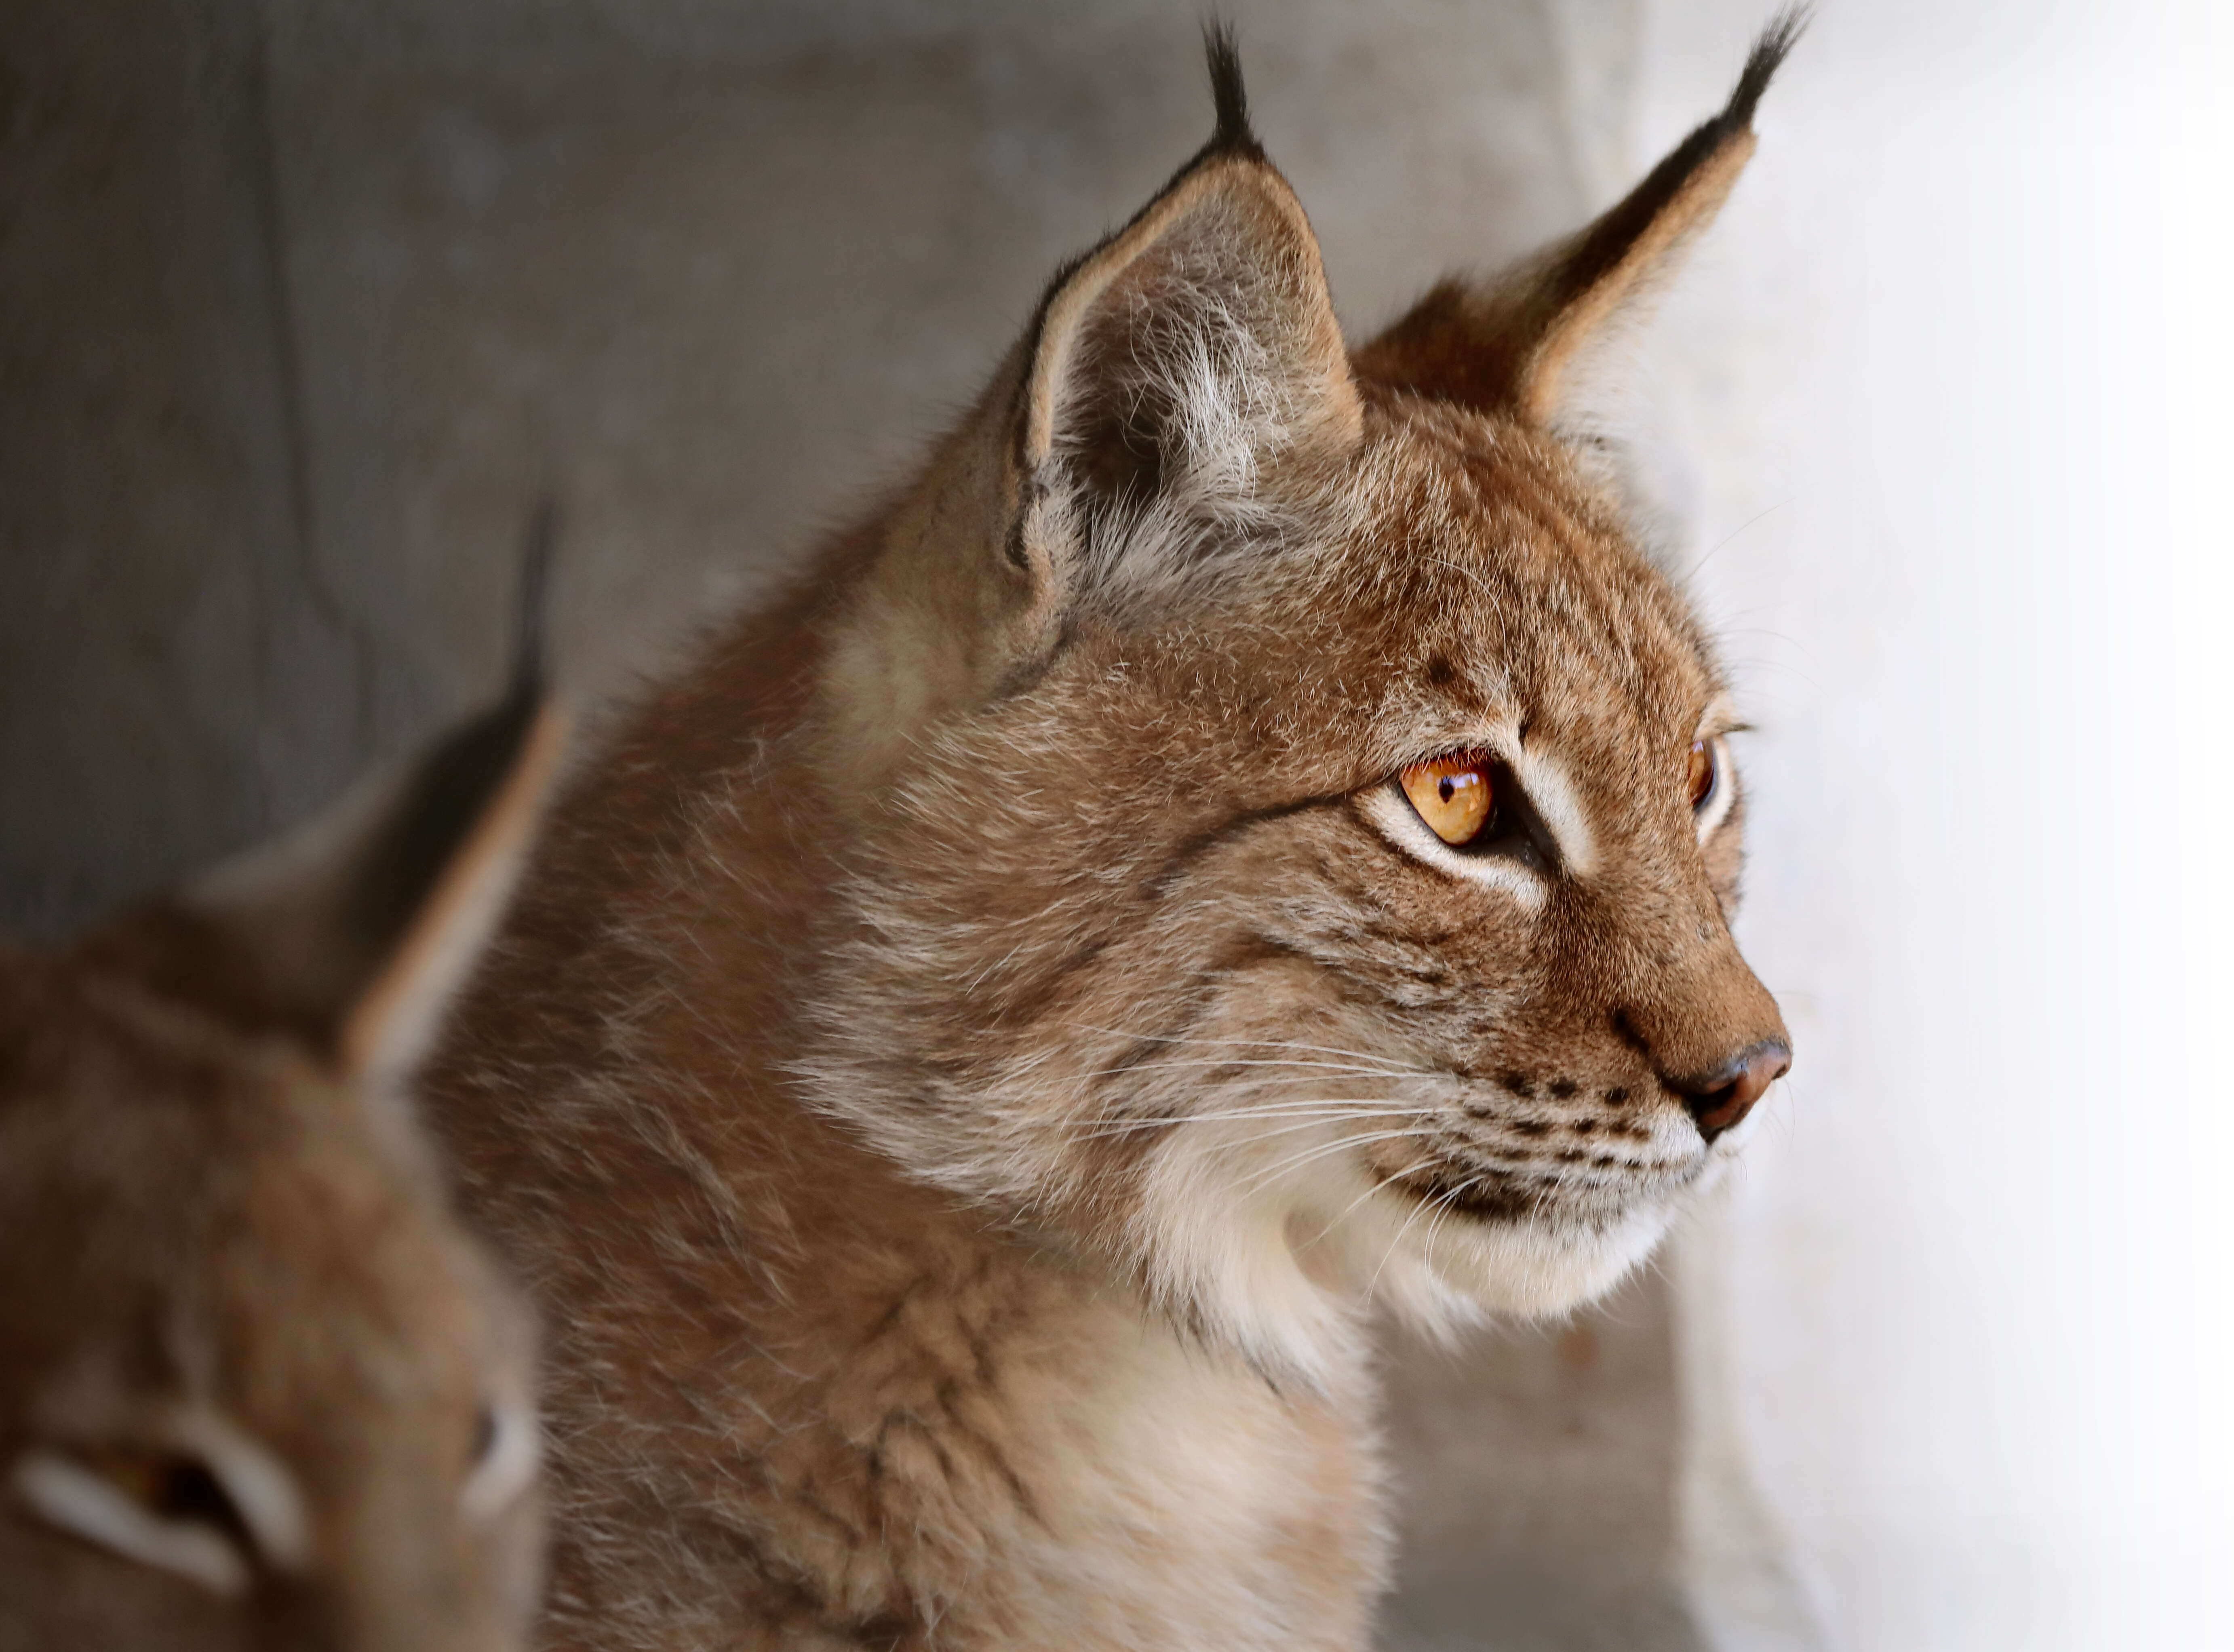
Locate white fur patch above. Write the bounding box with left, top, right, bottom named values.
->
left=1506, top=735, right=1599, bottom=876
left=1133, top=1112, right=1370, bottom=1388
left=1694, top=732, right=1739, bottom=843
left=11, top=1449, right=250, bottom=1596
left=460, top=1403, right=540, bottom=1523
left=170, top=1409, right=308, bottom=1570
left=1357, top=783, right=1549, bottom=904
left=1290, top=1128, right=1690, bottom=1331
left=1129, top=1075, right=1700, bottom=1386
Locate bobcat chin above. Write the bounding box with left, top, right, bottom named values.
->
left=428, top=21, right=1800, bottom=1650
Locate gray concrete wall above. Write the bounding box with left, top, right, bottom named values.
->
left=0, top=0, right=367, bottom=939
left=0, top=3, right=1786, bottom=1645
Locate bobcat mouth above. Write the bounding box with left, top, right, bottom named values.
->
left=1387, top=1165, right=1543, bottom=1224
left=1386, top=1152, right=1681, bottom=1225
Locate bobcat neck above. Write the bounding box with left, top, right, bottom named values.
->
left=424, top=523, right=1389, bottom=1651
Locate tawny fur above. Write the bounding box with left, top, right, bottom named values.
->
left=426, top=23, right=1800, bottom=1651
left=0, top=681, right=564, bottom=1649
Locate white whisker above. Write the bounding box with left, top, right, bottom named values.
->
left=1301, top=1153, right=1445, bottom=1246
left=1079, top=1115, right=1425, bottom=1155
left=1056, top=1024, right=1421, bottom=1074
left=1073, top=1100, right=1430, bottom=1140
left=1081, top=1058, right=1423, bottom=1080
left=1419, top=1173, right=1489, bottom=1276
left=1368, top=1169, right=1460, bottom=1300
left=1233, top=1127, right=1429, bottom=1195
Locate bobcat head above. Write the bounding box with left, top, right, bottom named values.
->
left=807, top=23, right=1798, bottom=1382
left=0, top=643, right=564, bottom=1647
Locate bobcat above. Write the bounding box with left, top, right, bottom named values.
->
left=0, top=612, right=565, bottom=1648
left=428, top=22, right=1798, bottom=1651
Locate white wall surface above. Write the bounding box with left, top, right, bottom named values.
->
left=1627, top=2, right=2234, bottom=1646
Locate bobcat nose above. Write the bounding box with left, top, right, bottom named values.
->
left=1674, top=1039, right=1790, bottom=1144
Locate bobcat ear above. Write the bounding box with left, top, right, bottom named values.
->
left=1354, top=13, right=1802, bottom=428
left=320, top=681, right=568, bottom=1087
left=1010, top=28, right=1360, bottom=593
left=84, top=509, right=569, bottom=1087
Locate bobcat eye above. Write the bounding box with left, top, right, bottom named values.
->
left=1400, top=751, right=1496, bottom=847
left=10, top=1443, right=254, bottom=1596
left=460, top=1402, right=539, bottom=1523
left=1686, top=739, right=1718, bottom=811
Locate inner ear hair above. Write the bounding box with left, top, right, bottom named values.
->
left=1353, top=10, right=1804, bottom=426
left=1011, top=26, right=1360, bottom=586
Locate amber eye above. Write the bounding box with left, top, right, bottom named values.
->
left=1686, top=738, right=1718, bottom=811
left=1400, top=750, right=1496, bottom=846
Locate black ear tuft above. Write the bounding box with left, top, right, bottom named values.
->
left=1726, top=8, right=1808, bottom=131
left=510, top=495, right=556, bottom=701
left=1353, top=12, right=1796, bottom=425
left=1531, top=6, right=1802, bottom=341
left=1202, top=21, right=1258, bottom=157
left=335, top=504, right=558, bottom=974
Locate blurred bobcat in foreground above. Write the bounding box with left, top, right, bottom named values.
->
left=429, top=21, right=1799, bottom=1651
left=0, top=604, right=565, bottom=1650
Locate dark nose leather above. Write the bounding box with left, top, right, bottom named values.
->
left=1676, top=1040, right=1790, bottom=1143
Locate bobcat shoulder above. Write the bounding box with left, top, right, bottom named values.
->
left=428, top=23, right=1800, bottom=1651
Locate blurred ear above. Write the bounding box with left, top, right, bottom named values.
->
left=1353, top=14, right=1801, bottom=428
left=1010, top=28, right=1360, bottom=599
left=333, top=691, right=569, bottom=1084
left=82, top=518, right=568, bottom=1086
